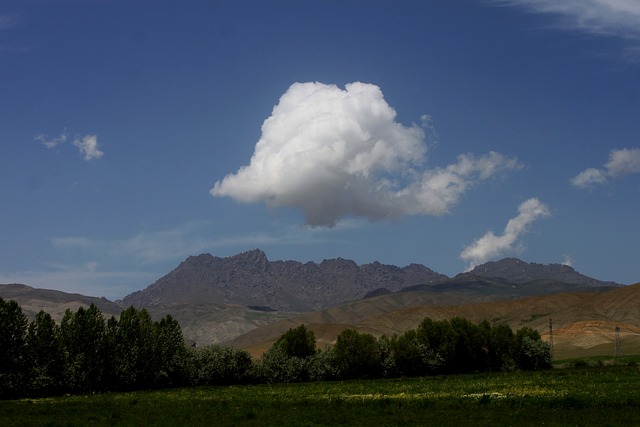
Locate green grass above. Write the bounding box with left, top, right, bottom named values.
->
left=554, top=354, right=640, bottom=368
left=3, top=366, right=640, bottom=426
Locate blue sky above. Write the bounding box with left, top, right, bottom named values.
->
left=1, top=0, right=640, bottom=299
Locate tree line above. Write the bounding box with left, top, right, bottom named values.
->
left=255, top=317, right=552, bottom=383
left=0, top=297, right=551, bottom=399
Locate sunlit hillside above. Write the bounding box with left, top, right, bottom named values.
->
left=229, top=283, right=640, bottom=360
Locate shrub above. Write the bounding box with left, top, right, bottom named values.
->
left=377, top=336, right=397, bottom=378
left=517, top=336, right=553, bottom=371
left=253, top=346, right=310, bottom=383
left=189, top=345, right=253, bottom=385
left=390, top=331, right=444, bottom=377
left=308, top=347, right=341, bottom=381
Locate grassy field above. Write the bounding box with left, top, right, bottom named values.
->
left=3, top=364, right=640, bottom=426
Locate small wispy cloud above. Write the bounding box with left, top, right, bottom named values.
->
left=460, top=198, right=551, bottom=270
left=0, top=13, right=19, bottom=31
left=571, top=147, right=640, bottom=189
left=497, top=0, right=640, bottom=60
left=35, top=130, right=104, bottom=161
left=51, top=219, right=352, bottom=266
left=72, top=134, right=103, bottom=161
left=0, top=13, right=36, bottom=55
left=35, top=131, right=68, bottom=149
left=51, top=236, right=93, bottom=248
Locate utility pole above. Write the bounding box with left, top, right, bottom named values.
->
left=548, top=318, right=554, bottom=359
left=614, top=326, right=623, bottom=359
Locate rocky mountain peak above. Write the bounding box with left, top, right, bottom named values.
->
left=228, top=249, right=270, bottom=273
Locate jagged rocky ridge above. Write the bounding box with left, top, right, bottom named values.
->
left=121, top=249, right=448, bottom=311
left=121, top=249, right=620, bottom=312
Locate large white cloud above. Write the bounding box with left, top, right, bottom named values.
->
left=460, top=198, right=551, bottom=269
left=571, top=147, right=640, bottom=188
left=211, top=82, right=521, bottom=226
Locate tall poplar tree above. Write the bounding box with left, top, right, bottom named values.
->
left=59, top=304, right=108, bottom=392
left=26, top=310, right=64, bottom=395
left=0, top=298, right=28, bottom=398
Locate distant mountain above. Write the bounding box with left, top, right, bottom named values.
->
left=120, top=249, right=448, bottom=311
left=0, top=283, right=123, bottom=321
left=121, top=251, right=621, bottom=312
left=401, top=272, right=618, bottom=300
left=2, top=251, right=626, bottom=348
left=468, top=258, right=621, bottom=287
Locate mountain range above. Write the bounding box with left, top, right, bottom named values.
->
left=120, top=249, right=618, bottom=312
left=1, top=249, right=633, bottom=358
left=120, top=249, right=448, bottom=311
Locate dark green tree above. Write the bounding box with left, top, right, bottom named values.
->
left=26, top=310, right=64, bottom=396
left=273, top=324, right=316, bottom=359
left=390, top=330, right=424, bottom=377
left=0, top=298, right=28, bottom=398
left=154, top=314, right=189, bottom=387
left=488, top=323, right=516, bottom=371
left=514, top=327, right=552, bottom=370
left=108, top=306, right=156, bottom=390
left=255, top=324, right=317, bottom=383
left=476, top=320, right=493, bottom=370
left=448, top=317, right=486, bottom=373
left=334, top=329, right=382, bottom=379
left=59, top=304, right=108, bottom=392
left=416, top=318, right=454, bottom=374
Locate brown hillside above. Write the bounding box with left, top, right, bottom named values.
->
left=0, top=284, right=123, bottom=321
left=230, top=283, right=640, bottom=359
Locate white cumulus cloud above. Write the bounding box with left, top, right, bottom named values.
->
left=211, top=82, right=521, bottom=227
left=460, top=198, right=551, bottom=270
left=571, top=147, right=640, bottom=188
